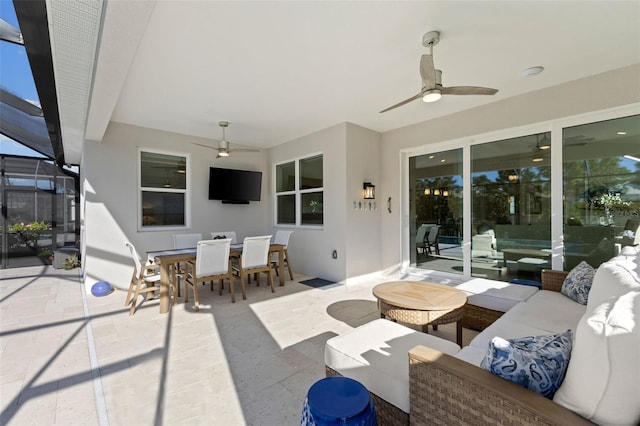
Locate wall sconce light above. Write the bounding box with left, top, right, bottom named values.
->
left=363, top=182, right=375, bottom=199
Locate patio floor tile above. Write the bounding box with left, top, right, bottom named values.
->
left=1, top=265, right=476, bottom=425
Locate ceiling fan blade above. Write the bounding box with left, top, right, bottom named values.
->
left=230, top=148, right=259, bottom=153
left=379, top=92, right=422, bottom=113
left=441, top=86, right=498, bottom=96
left=192, top=142, right=220, bottom=151
left=420, top=54, right=436, bottom=87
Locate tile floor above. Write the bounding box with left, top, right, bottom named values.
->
left=1, top=265, right=477, bottom=425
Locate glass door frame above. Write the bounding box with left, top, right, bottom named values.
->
left=400, top=103, right=640, bottom=281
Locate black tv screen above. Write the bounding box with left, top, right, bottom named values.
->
left=208, top=167, right=262, bottom=203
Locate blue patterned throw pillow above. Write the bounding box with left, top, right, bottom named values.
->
left=561, top=261, right=595, bottom=305
left=480, top=329, right=573, bottom=399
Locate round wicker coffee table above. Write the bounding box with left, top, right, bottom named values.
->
left=372, top=281, right=467, bottom=346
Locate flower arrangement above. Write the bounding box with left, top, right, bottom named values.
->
left=593, top=193, right=632, bottom=214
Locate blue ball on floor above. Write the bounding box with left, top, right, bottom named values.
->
left=91, top=281, right=113, bottom=297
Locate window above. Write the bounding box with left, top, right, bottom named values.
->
left=139, top=150, right=188, bottom=230
left=275, top=154, right=323, bottom=226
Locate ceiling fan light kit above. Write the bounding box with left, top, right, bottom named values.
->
left=422, top=89, right=442, bottom=103
left=192, top=120, right=258, bottom=158
left=380, top=30, right=498, bottom=113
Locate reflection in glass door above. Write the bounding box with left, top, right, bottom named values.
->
left=471, top=133, right=551, bottom=282
left=563, top=115, right=640, bottom=270
left=409, top=148, right=463, bottom=274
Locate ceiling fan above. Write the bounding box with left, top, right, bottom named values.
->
left=380, top=31, right=498, bottom=113
left=193, top=121, right=259, bottom=158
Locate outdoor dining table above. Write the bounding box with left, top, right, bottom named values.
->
left=147, top=243, right=286, bottom=314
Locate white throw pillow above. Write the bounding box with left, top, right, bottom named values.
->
left=553, top=254, right=640, bottom=426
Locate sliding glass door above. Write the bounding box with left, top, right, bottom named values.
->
left=471, top=133, right=551, bottom=281
left=409, top=148, right=463, bottom=274
left=405, top=110, right=638, bottom=280
left=563, top=114, right=640, bottom=269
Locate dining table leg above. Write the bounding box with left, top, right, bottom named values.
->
left=159, top=261, right=171, bottom=314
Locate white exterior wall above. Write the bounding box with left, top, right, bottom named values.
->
left=83, top=122, right=269, bottom=291
left=379, top=64, right=640, bottom=274
left=268, top=123, right=348, bottom=282
left=345, top=123, right=382, bottom=280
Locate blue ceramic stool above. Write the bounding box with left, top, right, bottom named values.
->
left=301, top=376, right=377, bottom=426
left=91, top=281, right=113, bottom=297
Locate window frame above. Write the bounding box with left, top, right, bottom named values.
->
left=274, top=152, right=324, bottom=228
left=137, top=148, right=191, bottom=232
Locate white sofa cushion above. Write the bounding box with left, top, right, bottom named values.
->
left=324, top=319, right=460, bottom=413
left=454, top=278, right=538, bottom=312
left=505, top=290, right=587, bottom=334
left=454, top=345, right=487, bottom=367
left=553, top=248, right=640, bottom=425
left=469, top=290, right=586, bottom=351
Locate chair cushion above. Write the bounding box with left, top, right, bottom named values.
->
left=561, top=261, right=595, bottom=305
left=553, top=251, right=640, bottom=425
left=481, top=329, right=573, bottom=399
left=324, top=319, right=460, bottom=413
left=455, top=278, right=538, bottom=313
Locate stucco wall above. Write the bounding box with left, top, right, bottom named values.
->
left=83, top=122, right=269, bottom=291
left=345, top=123, right=382, bottom=279
left=268, top=123, right=349, bottom=282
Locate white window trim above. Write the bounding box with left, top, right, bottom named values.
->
left=401, top=103, right=640, bottom=280
left=137, top=148, right=191, bottom=232
left=273, top=151, right=324, bottom=229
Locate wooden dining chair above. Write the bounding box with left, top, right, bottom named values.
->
left=271, top=230, right=294, bottom=280
left=125, top=242, right=176, bottom=315
left=184, top=239, right=234, bottom=308
left=233, top=235, right=274, bottom=299
left=172, top=233, right=202, bottom=296
left=210, top=231, right=237, bottom=244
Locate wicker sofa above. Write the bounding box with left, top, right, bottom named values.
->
left=325, top=246, right=640, bottom=425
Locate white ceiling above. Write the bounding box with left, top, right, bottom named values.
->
left=62, top=1, right=640, bottom=163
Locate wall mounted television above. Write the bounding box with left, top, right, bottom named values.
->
left=208, top=167, right=262, bottom=204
